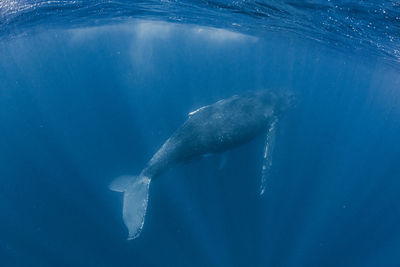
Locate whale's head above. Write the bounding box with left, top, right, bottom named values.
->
left=254, top=90, right=298, bottom=116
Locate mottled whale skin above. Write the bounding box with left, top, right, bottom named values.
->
left=110, top=90, right=295, bottom=240
left=141, top=90, right=293, bottom=178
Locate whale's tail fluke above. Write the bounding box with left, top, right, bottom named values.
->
left=109, top=175, right=151, bottom=240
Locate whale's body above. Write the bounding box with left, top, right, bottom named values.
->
left=110, top=90, right=295, bottom=240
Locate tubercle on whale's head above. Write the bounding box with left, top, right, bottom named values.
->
left=277, top=90, right=298, bottom=112
left=254, top=89, right=298, bottom=114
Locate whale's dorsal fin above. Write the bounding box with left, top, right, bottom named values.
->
left=188, top=105, right=208, bottom=116
left=189, top=95, right=240, bottom=117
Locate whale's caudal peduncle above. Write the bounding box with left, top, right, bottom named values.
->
left=109, top=90, right=296, bottom=240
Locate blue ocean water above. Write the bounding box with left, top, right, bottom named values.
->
left=1, top=1, right=400, bottom=266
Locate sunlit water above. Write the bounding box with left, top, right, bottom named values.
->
left=1, top=1, right=400, bottom=266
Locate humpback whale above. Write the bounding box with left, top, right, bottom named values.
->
left=110, top=90, right=296, bottom=240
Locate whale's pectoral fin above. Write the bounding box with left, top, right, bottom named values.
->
left=260, top=118, right=278, bottom=196
left=219, top=154, right=228, bottom=170
left=110, top=175, right=151, bottom=240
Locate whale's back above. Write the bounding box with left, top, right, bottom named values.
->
left=171, top=93, right=274, bottom=158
